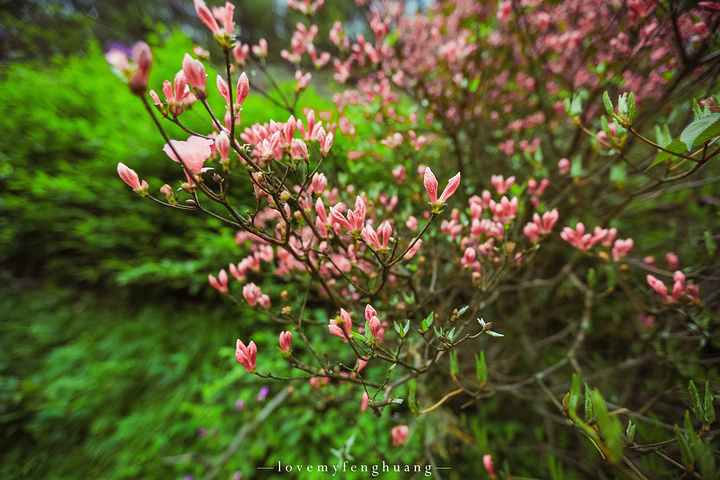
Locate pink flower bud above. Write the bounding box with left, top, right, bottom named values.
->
left=392, top=165, right=406, bottom=183
left=365, top=304, right=378, bottom=323
left=558, top=158, right=571, bottom=175
left=236, top=72, right=250, bottom=105
left=360, top=391, right=369, bottom=412
left=182, top=53, right=206, bottom=91
left=665, top=252, right=679, bottom=270
left=233, top=43, right=250, bottom=65
left=217, top=75, right=230, bottom=104
left=329, top=309, right=353, bottom=341
left=242, top=283, right=263, bottom=306
left=404, top=239, right=423, bottom=260
left=362, top=225, right=382, bottom=249
left=685, top=284, right=700, bottom=303
left=462, top=247, right=476, bottom=267
left=612, top=238, right=633, bottom=261
left=340, top=308, right=353, bottom=332
left=424, top=167, right=439, bottom=204
left=290, top=139, right=309, bottom=159
left=129, top=42, right=152, bottom=95
left=439, top=172, right=462, bottom=203
left=311, top=173, right=327, bottom=194
left=279, top=331, right=293, bottom=353
left=483, top=454, right=496, bottom=479
left=391, top=425, right=408, bottom=446
left=252, top=39, right=268, bottom=57
left=369, top=316, right=381, bottom=340
left=646, top=275, right=670, bottom=303
left=212, top=1, right=235, bottom=34
left=320, top=131, right=334, bottom=157
left=379, top=221, right=392, bottom=248
left=215, top=131, right=231, bottom=160
left=117, top=162, right=148, bottom=194
left=497, top=0, right=512, bottom=22
left=194, top=0, right=221, bottom=34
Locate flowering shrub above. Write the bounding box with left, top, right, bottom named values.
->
left=109, top=0, right=720, bottom=477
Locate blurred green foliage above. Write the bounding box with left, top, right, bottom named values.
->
left=0, top=0, right=360, bottom=63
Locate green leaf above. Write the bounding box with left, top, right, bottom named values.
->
left=421, top=311, right=434, bottom=332
left=449, top=350, right=459, bottom=377
left=457, top=305, right=469, bottom=317
left=655, top=124, right=672, bottom=148
left=617, top=93, right=628, bottom=116
left=680, top=113, right=720, bottom=151
left=567, top=93, right=583, bottom=117
left=408, top=379, right=417, bottom=412
left=626, top=420, right=636, bottom=443
left=690, top=380, right=705, bottom=423
left=685, top=410, right=695, bottom=437
left=627, top=92, right=636, bottom=121
left=584, top=383, right=594, bottom=420
left=475, top=352, right=487, bottom=387
left=403, top=320, right=411, bottom=335
left=675, top=424, right=695, bottom=464
left=604, top=265, right=617, bottom=290
left=587, top=268, right=597, bottom=287
left=602, top=91, right=614, bottom=115
left=704, top=380, right=715, bottom=424
left=569, top=373, right=581, bottom=417
left=592, top=390, right=623, bottom=462
left=648, top=137, right=687, bottom=169
left=705, top=231, right=717, bottom=256
left=693, top=98, right=703, bottom=120
left=613, top=118, right=626, bottom=137
left=394, top=321, right=402, bottom=336
left=486, top=330, right=504, bottom=337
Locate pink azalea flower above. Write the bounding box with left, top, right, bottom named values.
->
left=163, top=136, right=214, bottom=184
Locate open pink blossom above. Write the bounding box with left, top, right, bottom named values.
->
left=208, top=269, right=229, bottom=294
left=329, top=308, right=353, bottom=341
left=163, top=136, right=214, bottom=184
left=491, top=175, right=515, bottom=195
left=612, top=238, right=634, bottom=261
left=561, top=223, right=607, bottom=250
left=235, top=339, right=257, bottom=372
left=424, top=167, right=461, bottom=207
